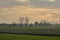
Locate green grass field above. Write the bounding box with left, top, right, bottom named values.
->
left=0, top=34, right=60, bottom=40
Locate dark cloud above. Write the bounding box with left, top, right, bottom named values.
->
left=27, top=0, right=60, bottom=8
left=0, top=0, right=26, bottom=7
left=0, top=0, right=60, bottom=8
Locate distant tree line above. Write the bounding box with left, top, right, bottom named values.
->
left=0, top=16, right=60, bottom=27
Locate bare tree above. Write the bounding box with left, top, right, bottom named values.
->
left=25, top=16, right=29, bottom=26
left=19, top=17, right=24, bottom=26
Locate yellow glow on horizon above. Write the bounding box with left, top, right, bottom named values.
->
left=16, top=0, right=27, bottom=2
left=0, top=6, right=60, bottom=23
left=49, top=0, right=55, bottom=2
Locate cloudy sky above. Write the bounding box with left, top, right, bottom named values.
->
left=0, top=0, right=60, bottom=24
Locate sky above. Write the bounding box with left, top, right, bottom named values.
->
left=0, top=0, right=60, bottom=24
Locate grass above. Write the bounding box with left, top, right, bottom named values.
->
left=0, top=34, right=60, bottom=40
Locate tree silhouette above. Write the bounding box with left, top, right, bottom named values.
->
left=19, top=17, right=24, bottom=26
left=25, top=16, right=29, bottom=26
left=34, top=21, right=39, bottom=26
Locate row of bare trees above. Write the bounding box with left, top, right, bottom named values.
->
left=0, top=16, right=60, bottom=27
left=19, top=16, right=29, bottom=26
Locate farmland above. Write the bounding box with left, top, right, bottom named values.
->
left=0, top=26, right=60, bottom=36
left=0, top=26, right=60, bottom=40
